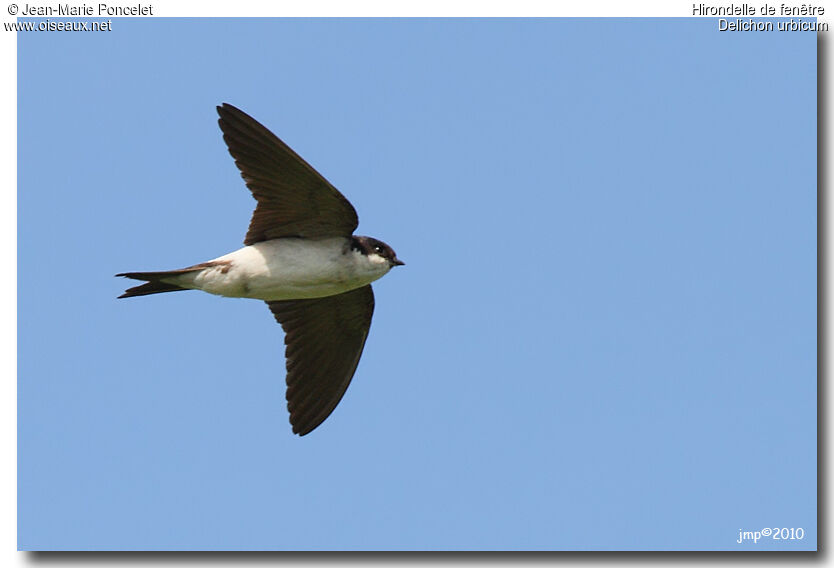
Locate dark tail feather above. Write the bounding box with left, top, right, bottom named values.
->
left=116, top=269, right=198, bottom=299
left=117, top=280, right=187, bottom=298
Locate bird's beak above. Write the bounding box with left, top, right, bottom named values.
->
left=392, top=259, right=405, bottom=266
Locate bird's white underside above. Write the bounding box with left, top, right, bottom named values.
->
left=166, top=237, right=391, bottom=301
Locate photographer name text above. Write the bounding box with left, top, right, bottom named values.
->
left=19, top=3, right=152, bottom=16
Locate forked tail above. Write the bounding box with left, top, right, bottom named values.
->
left=116, top=268, right=201, bottom=299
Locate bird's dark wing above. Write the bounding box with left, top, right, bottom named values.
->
left=217, top=103, right=359, bottom=244
left=266, top=285, right=374, bottom=435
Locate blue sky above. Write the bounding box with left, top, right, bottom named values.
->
left=18, top=18, right=816, bottom=550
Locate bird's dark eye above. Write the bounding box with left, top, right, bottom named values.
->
left=374, top=245, right=384, bottom=254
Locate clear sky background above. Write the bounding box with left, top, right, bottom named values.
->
left=18, top=18, right=816, bottom=551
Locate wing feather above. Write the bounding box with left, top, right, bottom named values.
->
left=266, top=285, right=374, bottom=435
left=217, top=103, right=359, bottom=243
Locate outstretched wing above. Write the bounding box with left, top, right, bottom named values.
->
left=266, top=285, right=375, bottom=435
left=217, top=103, right=359, bottom=244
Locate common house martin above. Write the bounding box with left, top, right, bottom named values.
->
left=117, top=103, right=404, bottom=436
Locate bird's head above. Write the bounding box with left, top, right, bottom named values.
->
left=351, top=236, right=405, bottom=268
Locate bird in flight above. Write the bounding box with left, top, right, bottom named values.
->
left=117, top=103, right=404, bottom=436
